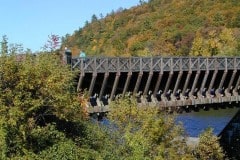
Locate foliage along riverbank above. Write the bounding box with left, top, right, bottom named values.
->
left=0, top=37, right=225, bottom=159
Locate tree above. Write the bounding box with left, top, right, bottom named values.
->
left=43, top=34, right=61, bottom=52
left=107, top=97, right=195, bottom=159
left=218, top=27, right=238, bottom=56
left=0, top=50, right=86, bottom=158
left=195, top=128, right=225, bottom=160
left=91, top=14, right=98, bottom=23
left=0, top=35, right=8, bottom=55
left=190, top=27, right=238, bottom=57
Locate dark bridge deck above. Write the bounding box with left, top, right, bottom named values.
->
left=70, top=56, right=240, bottom=113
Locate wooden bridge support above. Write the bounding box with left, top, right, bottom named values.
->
left=153, top=71, right=163, bottom=96
left=173, top=71, right=183, bottom=95
left=122, top=72, right=132, bottom=96
left=163, top=71, right=174, bottom=96
left=219, top=71, right=228, bottom=89
left=200, top=70, right=209, bottom=92
left=143, top=72, right=153, bottom=95
left=190, top=71, right=200, bottom=96
left=88, top=72, right=97, bottom=96
left=228, top=70, right=237, bottom=92
left=182, top=71, right=192, bottom=95
left=72, top=56, right=240, bottom=111
left=110, top=72, right=120, bottom=100
left=208, top=70, right=218, bottom=92
left=234, top=73, right=240, bottom=93
left=133, top=72, right=143, bottom=95
left=77, top=72, right=85, bottom=92
left=99, top=73, right=109, bottom=99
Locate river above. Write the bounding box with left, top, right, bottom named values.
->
left=176, top=106, right=240, bottom=137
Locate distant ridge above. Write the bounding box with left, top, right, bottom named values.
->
left=61, top=0, right=240, bottom=57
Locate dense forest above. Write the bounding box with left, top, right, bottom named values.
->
left=62, top=0, right=240, bottom=57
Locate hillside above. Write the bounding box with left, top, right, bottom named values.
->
left=61, top=0, right=240, bottom=57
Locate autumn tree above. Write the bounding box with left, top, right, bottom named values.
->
left=43, top=34, right=61, bottom=52
left=195, top=128, right=225, bottom=160
left=107, top=97, right=195, bottom=159
left=190, top=27, right=239, bottom=56
left=0, top=38, right=88, bottom=158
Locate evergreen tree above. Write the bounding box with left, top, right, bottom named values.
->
left=0, top=35, right=8, bottom=55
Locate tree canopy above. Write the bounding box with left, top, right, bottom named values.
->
left=61, top=0, right=240, bottom=57
left=0, top=32, right=226, bottom=159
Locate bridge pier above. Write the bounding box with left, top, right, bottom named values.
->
left=219, top=71, right=228, bottom=91
left=77, top=72, right=85, bottom=92
left=123, top=72, right=132, bottom=96
left=143, top=71, right=153, bottom=95
left=110, top=72, right=120, bottom=100
left=234, top=71, right=240, bottom=92
left=208, top=70, right=218, bottom=92
left=173, top=71, right=183, bottom=99
left=99, top=73, right=109, bottom=99
left=163, top=71, right=174, bottom=97
left=133, top=71, right=143, bottom=95
left=190, top=71, right=200, bottom=98
left=182, top=71, right=192, bottom=95
left=200, top=70, right=209, bottom=94
left=153, top=71, right=163, bottom=97
left=88, top=72, right=97, bottom=96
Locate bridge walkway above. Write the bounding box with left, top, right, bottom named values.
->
left=68, top=56, right=240, bottom=113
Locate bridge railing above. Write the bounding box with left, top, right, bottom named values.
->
left=72, top=56, right=240, bottom=73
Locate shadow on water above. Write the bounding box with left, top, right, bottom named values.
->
left=176, top=105, right=240, bottom=137
left=176, top=105, right=240, bottom=159
left=219, top=108, right=240, bottom=160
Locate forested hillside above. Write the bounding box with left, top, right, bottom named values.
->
left=62, top=0, right=240, bottom=57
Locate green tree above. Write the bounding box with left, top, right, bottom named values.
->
left=91, top=14, right=98, bottom=23
left=195, top=128, right=225, bottom=160
left=107, top=97, right=194, bottom=159
left=0, top=48, right=86, bottom=158
left=218, top=27, right=238, bottom=56
left=1, top=35, right=8, bottom=55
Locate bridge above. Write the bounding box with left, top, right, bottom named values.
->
left=67, top=54, right=240, bottom=113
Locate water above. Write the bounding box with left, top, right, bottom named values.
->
left=176, top=106, right=240, bottom=137
left=97, top=106, right=240, bottom=137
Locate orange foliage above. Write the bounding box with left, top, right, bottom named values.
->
left=78, top=93, right=89, bottom=119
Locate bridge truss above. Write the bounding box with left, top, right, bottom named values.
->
left=71, top=56, right=240, bottom=112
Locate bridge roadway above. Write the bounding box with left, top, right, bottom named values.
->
left=70, top=56, right=240, bottom=113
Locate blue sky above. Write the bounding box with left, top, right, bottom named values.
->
left=0, top=0, right=140, bottom=52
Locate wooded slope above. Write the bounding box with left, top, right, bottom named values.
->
left=62, top=0, right=240, bottom=57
